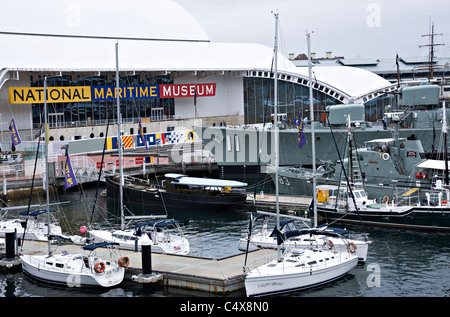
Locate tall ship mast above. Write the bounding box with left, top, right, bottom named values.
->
left=419, top=21, right=444, bottom=80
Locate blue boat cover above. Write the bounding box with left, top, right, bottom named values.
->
left=135, top=219, right=183, bottom=229
left=19, top=209, right=56, bottom=216
left=82, top=242, right=120, bottom=251
left=48, top=235, right=72, bottom=242
left=279, top=219, right=295, bottom=230
left=269, top=227, right=286, bottom=245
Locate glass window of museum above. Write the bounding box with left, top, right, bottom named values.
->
left=31, top=74, right=174, bottom=128
left=243, top=77, right=392, bottom=125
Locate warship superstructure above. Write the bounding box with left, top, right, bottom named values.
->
left=197, top=84, right=448, bottom=185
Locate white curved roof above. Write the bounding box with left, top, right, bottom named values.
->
left=289, top=65, right=394, bottom=101
left=0, top=0, right=209, bottom=42
left=0, top=34, right=286, bottom=72
left=0, top=0, right=394, bottom=102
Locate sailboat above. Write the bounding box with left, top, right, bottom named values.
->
left=239, top=121, right=371, bottom=261
left=238, top=215, right=369, bottom=262
left=20, top=76, right=126, bottom=288
left=87, top=43, right=189, bottom=255
left=244, top=17, right=358, bottom=297
left=0, top=208, right=64, bottom=242
left=89, top=218, right=189, bottom=254
left=0, top=126, right=68, bottom=243
left=20, top=242, right=127, bottom=287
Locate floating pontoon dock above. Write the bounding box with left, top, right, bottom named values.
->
left=16, top=240, right=278, bottom=294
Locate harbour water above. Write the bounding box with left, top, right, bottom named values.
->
left=0, top=184, right=448, bottom=298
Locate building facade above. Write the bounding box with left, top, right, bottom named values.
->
left=0, top=0, right=395, bottom=150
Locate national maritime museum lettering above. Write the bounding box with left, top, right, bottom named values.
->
left=9, top=83, right=216, bottom=103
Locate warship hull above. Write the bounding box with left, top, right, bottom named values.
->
left=315, top=205, right=450, bottom=232
left=196, top=124, right=442, bottom=168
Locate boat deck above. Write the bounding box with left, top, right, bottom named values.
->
left=17, top=240, right=278, bottom=294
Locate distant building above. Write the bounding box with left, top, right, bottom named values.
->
left=290, top=52, right=450, bottom=85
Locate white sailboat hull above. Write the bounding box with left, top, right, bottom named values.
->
left=245, top=249, right=358, bottom=297
left=0, top=219, right=63, bottom=242
left=20, top=253, right=125, bottom=288
left=89, top=229, right=190, bottom=255
left=239, top=235, right=369, bottom=262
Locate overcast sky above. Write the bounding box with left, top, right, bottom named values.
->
left=173, top=0, right=450, bottom=60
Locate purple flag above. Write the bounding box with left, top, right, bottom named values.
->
left=138, top=119, right=148, bottom=150
left=64, top=148, right=78, bottom=189
left=297, top=112, right=307, bottom=149
left=9, top=118, right=21, bottom=146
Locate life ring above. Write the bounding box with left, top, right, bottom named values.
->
left=347, top=242, right=357, bottom=254
left=94, top=261, right=105, bottom=273
left=323, top=239, right=334, bottom=250
left=382, top=153, right=390, bottom=161
left=118, top=256, right=130, bottom=268
left=382, top=195, right=389, bottom=203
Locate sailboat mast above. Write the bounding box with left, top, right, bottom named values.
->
left=115, top=42, right=125, bottom=230
left=273, top=11, right=280, bottom=259
left=429, top=23, right=435, bottom=80
left=307, top=32, right=317, bottom=228
left=420, top=21, right=443, bottom=81
left=44, top=77, right=51, bottom=255
left=443, top=101, right=448, bottom=186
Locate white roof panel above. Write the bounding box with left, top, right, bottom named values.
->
left=170, top=176, right=248, bottom=188
left=289, top=66, right=392, bottom=99
left=0, top=0, right=209, bottom=42
left=0, top=34, right=288, bottom=72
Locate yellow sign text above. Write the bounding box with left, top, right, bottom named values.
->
left=9, top=86, right=91, bottom=104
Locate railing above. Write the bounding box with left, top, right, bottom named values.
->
left=40, top=114, right=198, bottom=130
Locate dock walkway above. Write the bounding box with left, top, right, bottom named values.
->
left=18, top=240, right=277, bottom=294
left=247, top=193, right=311, bottom=212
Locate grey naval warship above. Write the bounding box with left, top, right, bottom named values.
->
left=196, top=84, right=449, bottom=203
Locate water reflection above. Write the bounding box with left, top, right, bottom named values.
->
left=1, top=185, right=449, bottom=297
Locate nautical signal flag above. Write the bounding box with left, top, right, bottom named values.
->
left=9, top=118, right=21, bottom=146
left=122, top=135, right=133, bottom=148
left=138, top=119, right=148, bottom=150
left=297, top=112, right=306, bottom=149
left=64, top=147, right=78, bottom=189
